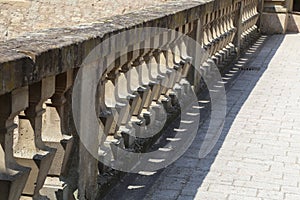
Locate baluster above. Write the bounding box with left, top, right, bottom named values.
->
left=132, top=42, right=153, bottom=115
left=203, top=13, right=212, bottom=54
left=220, top=7, right=231, bottom=61
left=177, top=24, right=193, bottom=80
left=210, top=12, right=217, bottom=55
left=225, top=5, right=233, bottom=44
left=174, top=25, right=195, bottom=102
left=143, top=37, right=165, bottom=105
left=14, top=77, right=56, bottom=199
left=104, top=71, right=126, bottom=137
left=233, top=0, right=244, bottom=56
left=216, top=9, right=224, bottom=50
left=40, top=70, right=74, bottom=199
left=148, top=34, right=167, bottom=102
left=163, top=30, right=182, bottom=92
left=243, top=0, right=249, bottom=38
left=228, top=5, right=236, bottom=45
left=98, top=74, right=115, bottom=137
left=129, top=67, right=148, bottom=117
left=214, top=10, right=222, bottom=56
left=115, top=71, right=137, bottom=126
left=220, top=6, right=229, bottom=59
left=207, top=12, right=216, bottom=56
left=223, top=7, right=232, bottom=49
left=141, top=38, right=160, bottom=109
left=0, top=87, right=31, bottom=200
left=213, top=9, right=225, bottom=63
left=230, top=3, right=238, bottom=44
left=144, top=35, right=170, bottom=118
left=115, top=74, right=137, bottom=148
left=219, top=8, right=227, bottom=50
left=157, top=33, right=173, bottom=96
left=224, top=5, right=236, bottom=58
left=217, top=8, right=226, bottom=56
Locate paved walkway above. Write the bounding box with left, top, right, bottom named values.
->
left=104, top=34, right=300, bottom=200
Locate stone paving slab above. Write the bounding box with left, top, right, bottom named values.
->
left=104, top=34, right=300, bottom=200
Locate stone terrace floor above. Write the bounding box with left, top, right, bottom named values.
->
left=104, top=34, right=300, bottom=200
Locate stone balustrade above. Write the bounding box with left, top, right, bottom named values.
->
left=0, top=0, right=260, bottom=199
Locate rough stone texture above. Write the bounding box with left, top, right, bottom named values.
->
left=286, top=13, right=300, bottom=32
left=261, top=12, right=300, bottom=34
left=260, top=13, right=287, bottom=34
left=261, top=0, right=300, bottom=34
left=0, top=0, right=171, bottom=41
left=103, top=34, right=300, bottom=200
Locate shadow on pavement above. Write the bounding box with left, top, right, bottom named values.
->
left=101, top=34, right=286, bottom=200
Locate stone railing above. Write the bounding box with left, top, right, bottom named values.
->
left=0, top=0, right=260, bottom=199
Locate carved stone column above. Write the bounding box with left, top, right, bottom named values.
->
left=0, top=87, right=31, bottom=200
left=40, top=70, right=74, bottom=199
left=14, top=77, right=56, bottom=199
left=233, top=1, right=244, bottom=56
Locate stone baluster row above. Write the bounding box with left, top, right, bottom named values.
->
left=202, top=3, right=238, bottom=62
left=97, top=23, right=196, bottom=170
left=0, top=74, right=77, bottom=199
left=241, top=0, right=260, bottom=46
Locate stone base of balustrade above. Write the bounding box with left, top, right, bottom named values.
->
left=0, top=166, right=31, bottom=200
left=286, top=13, right=300, bottom=33
left=261, top=12, right=287, bottom=34
left=15, top=148, right=56, bottom=197
left=44, top=135, right=73, bottom=177
left=40, top=177, right=75, bottom=200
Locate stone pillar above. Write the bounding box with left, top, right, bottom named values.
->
left=14, top=77, right=57, bottom=199
left=194, top=19, right=204, bottom=93
left=40, top=70, right=74, bottom=199
left=0, top=87, right=31, bottom=200
left=257, top=0, right=265, bottom=29
left=233, top=1, right=244, bottom=56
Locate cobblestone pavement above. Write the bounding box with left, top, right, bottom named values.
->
left=104, top=34, right=300, bottom=200
left=0, top=0, right=169, bottom=41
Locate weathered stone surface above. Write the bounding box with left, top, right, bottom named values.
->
left=286, top=13, right=300, bottom=32
left=261, top=12, right=287, bottom=34
left=0, top=0, right=172, bottom=42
